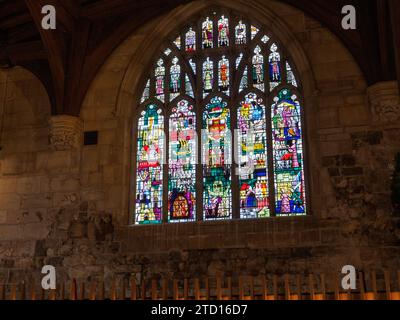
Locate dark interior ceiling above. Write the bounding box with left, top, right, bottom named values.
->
left=0, top=0, right=399, bottom=116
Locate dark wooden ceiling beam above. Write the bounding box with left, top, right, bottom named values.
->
left=25, top=0, right=68, bottom=114
left=6, top=40, right=47, bottom=63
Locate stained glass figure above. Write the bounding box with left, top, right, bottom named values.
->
left=185, top=28, right=196, bottom=52
left=202, top=17, right=213, bottom=49
left=155, top=59, right=165, bottom=102
left=239, top=66, right=248, bottom=92
left=269, top=43, right=281, bottom=91
left=170, top=57, right=181, bottom=101
left=235, top=21, right=246, bottom=44
left=218, top=15, right=229, bottom=47
left=238, top=93, right=269, bottom=218
left=174, top=36, right=181, bottom=50
left=141, top=79, right=150, bottom=103
left=286, top=61, right=298, bottom=87
left=203, top=97, right=232, bottom=220
left=168, top=100, right=196, bottom=222
left=251, top=25, right=259, bottom=40
left=252, top=46, right=264, bottom=92
left=203, top=57, right=214, bottom=97
left=185, top=74, right=194, bottom=98
left=271, top=89, right=306, bottom=216
left=135, top=104, right=164, bottom=224
left=236, top=53, right=243, bottom=69
left=218, top=56, right=230, bottom=94
left=189, top=59, right=196, bottom=75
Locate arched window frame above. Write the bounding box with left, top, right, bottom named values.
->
left=131, top=8, right=310, bottom=225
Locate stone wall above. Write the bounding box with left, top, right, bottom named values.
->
left=0, top=0, right=399, bottom=288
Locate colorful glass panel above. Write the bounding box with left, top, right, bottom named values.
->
left=252, top=46, right=264, bottom=92
left=269, top=43, right=281, bottom=91
left=203, top=57, right=213, bottom=97
left=185, top=74, right=194, bottom=98
left=168, top=100, right=196, bottom=222
left=185, top=28, right=196, bottom=52
left=235, top=21, right=246, bottom=44
left=271, top=89, right=306, bottom=216
left=218, top=56, right=230, bottom=95
left=155, top=59, right=165, bottom=102
left=218, top=15, right=229, bottom=47
left=203, top=97, right=232, bottom=220
left=135, top=105, right=164, bottom=224
left=238, top=93, right=269, bottom=218
left=170, top=57, right=181, bottom=101
left=202, top=17, right=213, bottom=49
left=174, top=36, right=181, bottom=50
left=251, top=25, right=259, bottom=40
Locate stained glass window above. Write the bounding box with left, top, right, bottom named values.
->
left=185, top=74, right=194, bottom=98
left=135, top=12, right=307, bottom=224
left=168, top=100, right=197, bottom=222
left=203, top=57, right=214, bottom=97
left=286, top=61, right=298, bottom=87
left=203, top=97, right=232, bottom=220
left=185, top=28, right=196, bottom=52
left=202, top=17, right=214, bottom=49
left=155, top=59, right=165, bottom=102
left=239, top=66, right=248, bottom=92
left=252, top=46, right=264, bottom=92
left=135, top=104, right=164, bottom=224
left=218, top=16, right=229, bottom=47
left=271, top=89, right=306, bottom=216
left=251, top=25, right=259, bottom=39
left=235, top=21, right=246, bottom=44
left=218, top=56, right=230, bottom=95
left=141, top=79, right=150, bottom=103
left=170, top=57, right=181, bottom=101
left=269, top=43, right=281, bottom=91
left=238, top=93, right=269, bottom=218
left=174, top=36, right=181, bottom=50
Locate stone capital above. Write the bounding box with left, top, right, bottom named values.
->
left=367, top=81, right=400, bottom=123
left=49, top=115, right=83, bottom=151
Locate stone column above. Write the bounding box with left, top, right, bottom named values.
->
left=49, top=115, right=83, bottom=150
left=367, top=81, right=400, bottom=123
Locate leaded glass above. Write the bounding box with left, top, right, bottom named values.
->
left=203, top=97, right=232, bottom=220
left=185, top=28, right=196, bottom=52
left=202, top=17, right=214, bottom=49
left=155, top=59, right=165, bottom=102
left=168, top=100, right=197, bottom=222
left=136, top=11, right=307, bottom=223
left=135, top=105, right=164, bottom=224
left=218, top=56, right=229, bottom=95
left=252, top=46, right=264, bottom=92
left=235, top=21, right=246, bottom=44
left=170, top=57, right=181, bottom=101
left=286, top=61, right=298, bottom=87
left=203, top=57, right=213, bottom=97
left=271, top=89, right=306, bottom=216
left=269, top=43, right=281, bottom=91
left=218, top=15, right=229, bottom=47
left=238, top=93, right=269, bottom=218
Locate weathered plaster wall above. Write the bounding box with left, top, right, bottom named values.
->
left=0, top=0, right=399, bottom=290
